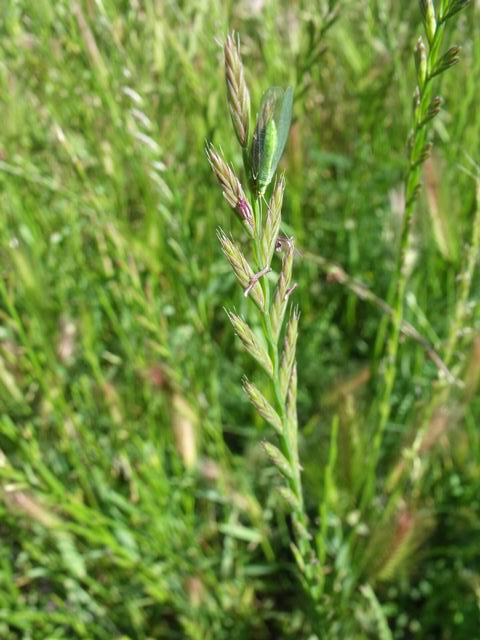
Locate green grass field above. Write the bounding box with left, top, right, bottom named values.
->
left=1, top=1, right=479, bottom=638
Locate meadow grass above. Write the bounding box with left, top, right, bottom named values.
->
left=0, top=1, right=479, bottom=638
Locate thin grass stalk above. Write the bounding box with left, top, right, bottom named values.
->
left=294, top=0, right=340, bottom=103
left=443, top=180, right=480, bottom=365
left=364, top=0, right=468, bottom=507
left=349, top=101, right=475, bottom=598
left=249, top=189, right=321, bottom=607
left=385, top=178, right=480, bottom=498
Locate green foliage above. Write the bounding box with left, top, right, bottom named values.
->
left=0, top=0, right=479, bottom=638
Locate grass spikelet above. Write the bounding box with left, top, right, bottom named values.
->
left=290, top=542, right=306, bottom=575
left=279, top=309, right=299, bottom=400
left=414, top=36, right=427, bottom=85
left=217, top=230, right=265, bottom=309
left=224, top=32, right=250, bottom=149
left=431, top=45, right=461, bottom=77
left=243, top=378, right=283, bottom=434
left=261, top=174, right=285, bottom=267
left=420, top=0, right=436, bottom=43
left=419, top=96, right=442, bottom=126
left=225, top=311, right=273, bottom=376
left=262, top=441, right=293, bottom=480
left=286, top=363, right=298, bottom=448
left=292, top=516, right=312, bottom=542
left=271, top=237, right=294, bottom=341
left=279, top=486, right=300, bottom=510
left=206, top=143, right=254, bottom=234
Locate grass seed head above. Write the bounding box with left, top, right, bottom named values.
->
left=224, top=32, right=251, bottom=149
left=292, top=517, right=312, bottom=543
left=217, top=230, right=265, bottom=310
left=262, top=441, right=293, bottom=480
left=243, top=377, right=283, bottom=434
left=279, top=486, right=300, bottom=510
left=226, top=311, right=273, bottom=377
left=280, top=308, right=299, bottom=400
left=271, top=238, right=295, bottom=341
left=206, top=143, right=254, bottom=234
left=286, top=362, right=298, bottom=444
left=420, top=0, right=436, bottom=44
left=261, top=174, right=285, bottom=267
left=431, top=45, right=461, bottom=78
left=414, top=37, right=427, bottom=86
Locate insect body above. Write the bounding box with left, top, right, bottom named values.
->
left=257, top=118, right=278, bottom=195
left=252, top=86, right=293, bottom=197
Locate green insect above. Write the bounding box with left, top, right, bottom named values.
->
left=252, top=86, right=293, bottom=197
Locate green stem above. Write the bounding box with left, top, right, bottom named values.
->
left=363, top=20, right=449, bottom=508
left=386, top=180, right=480, bottom=497
left=250, top=192, right=321, bottom=607
left=443, top=183, right=480, bottom=366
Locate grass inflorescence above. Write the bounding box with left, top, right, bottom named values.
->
left=208, top=33, right=324, bottom=614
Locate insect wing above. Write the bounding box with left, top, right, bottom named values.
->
left=269, top=86, right=293, bottom=181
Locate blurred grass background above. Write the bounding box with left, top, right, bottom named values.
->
left=0, top=0, right=479, bottom=638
